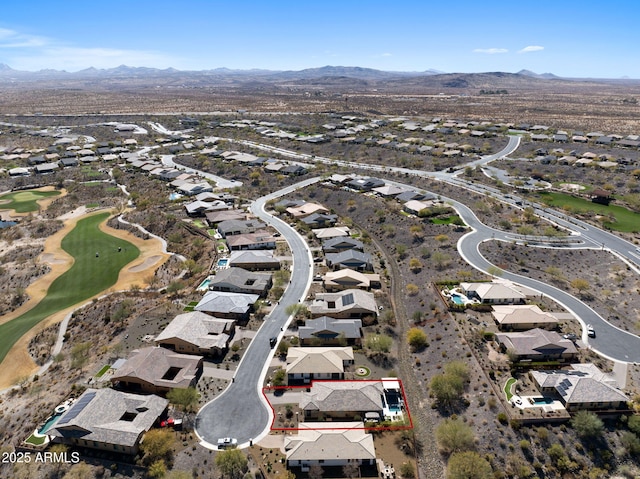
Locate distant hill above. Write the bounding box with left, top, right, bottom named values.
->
left=0, top=64, right=637, bottom=92
left=517, top=69, right=560, bottom=80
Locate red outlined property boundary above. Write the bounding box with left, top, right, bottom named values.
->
left=262, top=378, right=413, bottom=431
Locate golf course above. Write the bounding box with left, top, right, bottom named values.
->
left=0, top=189, right=62, bottom=214
left=0, top=211, right=139, bottom=364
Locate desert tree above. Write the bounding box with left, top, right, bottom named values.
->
left=570, top=278, right=590, bottom=297
left=446, top=451, right=492, bottom=479
left=407, top=328, right=428, bottom=351
left=214, top=449, right=248, bottom=479
left=435, top=418, right=475, bottom=455
left=571, top=410, right=604, bottom=439
left=140, top=428, right=175, bottom=466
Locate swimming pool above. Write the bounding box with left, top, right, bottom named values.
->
left=197, top=278, right=212, bottom=291
left=169, top=192, right=182, bottom=201
left=533, top=397, right=553, bottom=405
left=217, top=258, right=228, bottom=267
left=451, top=293, right=466, bottom=305
left=38, top=412, right=62, bottom=434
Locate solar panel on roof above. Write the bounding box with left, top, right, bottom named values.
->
left=342, top=293, right=354, bottom=306
left=57, top=391, right=97, bottom=425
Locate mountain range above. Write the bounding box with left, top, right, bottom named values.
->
left=0, top=64, right=636, bottom=90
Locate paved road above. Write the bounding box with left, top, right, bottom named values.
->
left=383, top=177, right=640, bottom=363
left=160, top=154, right=243, bottom=189
left=195, top=177, right=319, bottom=449
left=214, top=134, right=640, bottom=361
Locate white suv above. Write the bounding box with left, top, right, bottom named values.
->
left=217, top=437, right=238, bottom=449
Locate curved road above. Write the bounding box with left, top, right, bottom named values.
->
left=192, top=132, right=640, bottom=363
left=195, top=177, right=319, bottom=449
left=382, top=176, right=640, bottom=363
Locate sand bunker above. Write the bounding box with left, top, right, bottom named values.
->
left=40, top=253, right=68, bottom=265
left=559, top=183, right=586, bottom=192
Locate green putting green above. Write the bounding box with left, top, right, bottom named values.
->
left=0, top=212, right=139, bottom=364
left=0, top=189, right=61, bottom=213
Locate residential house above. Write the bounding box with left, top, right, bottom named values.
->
left=395, top=191, right=428, bottom=203
left=176, top=181, right=213, bottom=196
left=184, top=200, right=229, bottom=216
left=275, top=199, right=306, bottom=209
left=530, top=363, right=629, bottom=412
left=312, top=226, right=350, bottom=239
left=299, top=381, right=384, bottom=420
left=27, top=155, right=46, bottom=165
left=491, top=304, right=560, bottom=331
left=286, top=347, right=354, bottom=384
left=194, top=291, right=259, bottom=320
left=325, top=250, right=373, bottom=271
left=301, top=213, right=338, bottom=228
left=460, top=282, right=526, bottom=304
left=322, top=269, right=380, bottom=291
left=286, top=202, right=329, bottom=218
left=49, top=388, right=168, bottom=455
left=217, top=219, right=267, bottom=238
left=228, top=250, right=281, bottom=270
left=208, top=267, right=272, bottom=297
left=309, top=289, right=377, bottom=319
left=155, top=311, right=235, bottom=356
left=403, top=200, right=431, bottom=215
left=8, top=167, right=29, bottom=176
left=59, top=157, right=78, bottom=168
left=322, top=237, right=364, bottom=254
left=226, top=231, right=277, bottom=251
left=111, top=347, right=203, bottom=394
left=347, top=177, right=385, bottom=191
left=282, top=165, right=308, bottom=176
left=495, top=329, right=578, bottom=362
left=595, top=136, right=613, bottom=145
left=284, top=422, right=377, bottom=469
left=205, top=209, right=246, bottom=226
left=264, top=162, right=285, bottom=173
left=298, top=316, right=363, bottom=346
left=371, top=185, right=409, bottom=197
left=35, top=162, right=59, bottom=174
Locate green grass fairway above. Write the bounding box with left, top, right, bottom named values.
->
left=0, top=190, right=61, bottom=213
left=538, top=191, right=640, bottom=233
left=0, top=212, right=139, bottom=364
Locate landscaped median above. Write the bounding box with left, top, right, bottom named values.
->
left=0, top=211, right=139, bottom=373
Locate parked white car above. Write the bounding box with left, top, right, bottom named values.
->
left=218, top=437, right=237, bottom=449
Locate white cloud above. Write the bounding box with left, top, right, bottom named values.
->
left=11, top=46, right=178, bottom=71
left=0, top=28, right=47, bottom=48
left=381, top=52, right=392, bottom=57
left=519, top=45, right=544, bottom=53
left=0, top=27, right=179, bottom=71
left=473, top=48, right=508, bottom=54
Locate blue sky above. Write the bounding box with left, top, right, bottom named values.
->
left=0, top=0, right=638, bottom=78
